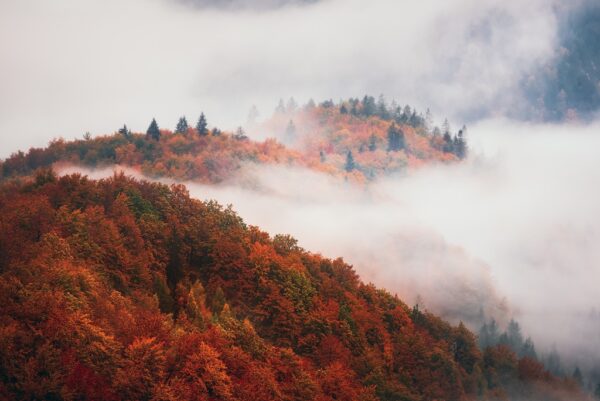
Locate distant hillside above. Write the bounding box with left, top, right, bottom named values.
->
left=521, top=0, right=600, bottom=121
left=0, top=171, right=586, bottom=401
left=0, top=97, right=467, bottom=184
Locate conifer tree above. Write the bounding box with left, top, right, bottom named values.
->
left=387, top=123, right=405, bottom=152
left=146, top=118, right=160, bottom=140
left=285, top=120, right=296, bottom=143
left=118, top=124, right=130, bottom=137
left=345, top=150, right=356, bottom=172
left=175, top=116, right=189, bottom=134
left=196, top=113, right=208, bottom=136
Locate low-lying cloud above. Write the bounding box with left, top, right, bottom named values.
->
left=0, top=0, right=562, bottom=156
left=58, top=118, right=600, bottom=369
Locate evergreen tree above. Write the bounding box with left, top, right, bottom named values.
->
left=175, top=116, right=189, bottom=134
left=286, top=97, right=298, bottom=113
left=454, top=129, right=467, bottom=159
left=345, top=150, right=356, bottom=172
left=319, top=150, right=326, bottom=163
left=442, top=118, right=451, bottom=135
left=211, top=127, right=221, bottom=136
left=399, top=105, right=411, bottom=123
left=377, top=95, right=390, bottom=119
left=196, top=113, right=208, bottom=136
left=340, top=104, right=348, bottom=114
left=545, top=348, right=563, bottom=376
left=443, top=131, right=454, bottom=153
left=387, top=123, right=405, bottom=152
left=247, top=105, right=259, bottom=125
left=479, top=319, right=500, bottom=349
left=146, top=118, right=160, bottom=140
left=507, top=319, right=524, bottom=352
left=350, top=99, right=359, bottom=116
left=521, top=337, right=537, bottom=359
left=285, top=120, right=296, bottom=143
left=362, top=95, right=376, bottom=116
left=234, top=126, right=248, bottom=140
left=425, top=108, right=434, bottom=132
left=275, top=99, right=286, bottom=114
left=118, top=124, right=130, bottom=137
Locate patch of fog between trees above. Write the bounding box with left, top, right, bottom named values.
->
left=57, top=118, right=600, bottom=372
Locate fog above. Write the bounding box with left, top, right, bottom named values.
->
left=57, top=117, right=600, bottom=370
left=0, top=0, right=562, bottom=157
left=190, top=119, right=600, bottom=365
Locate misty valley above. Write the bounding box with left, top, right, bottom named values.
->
left=1, top=0, right=600, bottom=400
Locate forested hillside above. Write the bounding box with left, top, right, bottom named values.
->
left=0, top=171, right=586, bottom=401
left=0, top=97, right=466, bottom=184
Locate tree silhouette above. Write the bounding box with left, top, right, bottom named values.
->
left=196, top=113, right=208, bottom=136
left=175, top=116, right=189, bottom=134
left=146, top=118, right=160, bottom=140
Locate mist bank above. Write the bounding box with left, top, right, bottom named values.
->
left=57, top=117, right=600, bottom=369
left=0, top=0, right=563, bottom=157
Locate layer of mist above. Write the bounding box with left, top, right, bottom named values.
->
left=58, top=118, right=600, bottom=372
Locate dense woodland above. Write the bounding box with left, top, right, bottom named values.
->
left=0, top=171, right=589, bottom=401
left=0, top=97, right=467, bottom=184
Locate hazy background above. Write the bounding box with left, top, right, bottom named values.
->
left=2, top=0, right=597, bottom=156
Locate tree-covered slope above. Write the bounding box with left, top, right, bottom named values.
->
left=0, top=97, right=466, bottom=185
left=0, top=171, right=585, bottom=401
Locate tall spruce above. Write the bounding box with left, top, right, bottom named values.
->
left=175, top=116, right=189, bottom=134
left=345, top=150, right=356, bottom=172
left=196, top=113, right=208, bottom=136
left=387, top=123, right=405, bottom=152
left=146, top=118, right=160, bottom=140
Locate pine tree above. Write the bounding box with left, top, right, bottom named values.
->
left=442, top=118, right=451, bottom=136
left=247, top=105, right=259, bottom=125
left=362, top=95, right=376, bottom=116
left=521, top=337, right=537, bottom=359
left=196, top=113, right=208, bottom=136
left=118, top=124, right=130, bottom=137
left=377, top=94, right=390, bottom=119
left=443, top=131, right=453, bottom=153
left=454, top=129, right=467, bottom=159
left=286, top=97, right=298, bottom=113
left=234, top=126, right=247, bottom=140
left=340, top=104, right=348, bottom=114
left=275, top=99, right=286, bottom=114
left=345, top=151, right=356, bottom=172
left=425, top=108, right=434, bottom=132
left=175, top=116, right=189, bottom=134
left=285, top=120, right=296, bottom=143
left=146, top=118, right=160, bottom=140
left=387, top=123, right=405, bottom=152
left=507, top=319, right=524, bottom=352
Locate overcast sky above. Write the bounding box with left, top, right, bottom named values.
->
left=0, top=0, right=562, bottom=157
